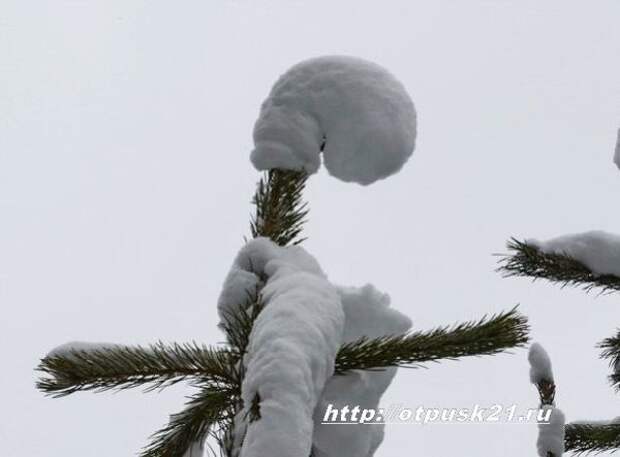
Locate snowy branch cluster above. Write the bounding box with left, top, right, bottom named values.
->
left=512, top=128, right=620, bottom=456
left=218, top=237, right=411, bottom=457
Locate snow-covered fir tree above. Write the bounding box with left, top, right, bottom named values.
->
left=37, top=56, right=531, bottom=457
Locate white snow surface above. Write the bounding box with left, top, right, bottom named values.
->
left=614, top=128, right=620, bottom=170
left=47, top=341, right=118, bottom=358
left=529, top=231, right=620, bottom=277
left=251, top=55, right=417, bottom=185
left=528, top=342, right=554, bottom=385
left=537, top=406, right=565, bottom=457
left=218, top=240, right=412, bottom=457
left=232, top=238, right=345, bottom=457
left=217, top=266, right=261, bottom=327
left=312, top=284, right=412, bottom=457
left=217, top=237, right=325, bottom=327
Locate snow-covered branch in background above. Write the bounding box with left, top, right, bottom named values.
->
left=500, top=91, right=620, bottom=457
left=526, top=338, right=620, bottom=456
left=528, top=343, right=565, bottom=457
left=251, top=56, right=416, bottom=185
left=499, top=232, right=620, bottom=293
left=529, top=232, right=620, bottom=278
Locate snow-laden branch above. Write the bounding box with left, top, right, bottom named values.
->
left=37, top=341, right=237, bottom=396
left=229, top=238, right=345, bottom=457
left=499, top=234, right=620, bottom=293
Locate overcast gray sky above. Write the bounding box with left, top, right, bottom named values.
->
left=1, top=1, right=619, bottom=456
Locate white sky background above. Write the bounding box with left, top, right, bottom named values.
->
left=1, top=1, right=619, bottom=456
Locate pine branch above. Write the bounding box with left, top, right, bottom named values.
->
left=36, top=342, right=237, bottom=397
left=250, top=169, right=309, bottom=246
left=498, top=238, right=620, bottom=294
left=220, top=292, right=265, bottom=359
left=565, top=422, right=620, bottom=454
left=598, top=330, right=620, bottom=391
left=334, top=307, right=529, bottom=373
left=141, top=385, right=237, bottom=457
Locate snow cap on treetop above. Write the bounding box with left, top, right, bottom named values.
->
left=251, top=56, right=417, bottom=185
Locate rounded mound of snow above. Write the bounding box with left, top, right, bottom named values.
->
left=537, top=406, right=565, bottom=457
left=251, top=56, right=417, bottom=185
left=312, top=284, right=412, bottom=457
left=528, top=342, right=554, bottom=384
